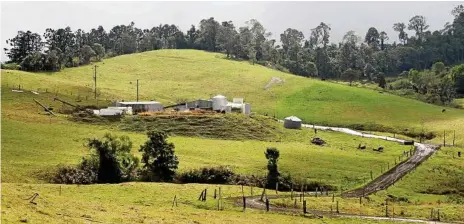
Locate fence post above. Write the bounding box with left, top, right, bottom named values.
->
left=336, top=201, right=339, bottom=214
left=203, top=189, right=207, bottom=201
left=265, top=198, right=270, bottom=212
left=430, top=208, right=434, bottom=220
left=242, top=196, right=246, bottom=211
left=315, top=187, right=318, bottom=198
left=443, top=130, right=446, bottom=147
left=332, top=193, right=335, bottom=202
left=370, top=170, right=373, bottom=180
left=437, top=209, right=440, bottom=221
left=385, top=200, right=388, bottom=217
left=172, top=195, right=177, bottom=208
left=214, top=189, right=217, bottom=199
left=291, top=187, right=293, bottom=200
left=303, top=200, right=307, bottom=214
left=275, top=182, right=278, bottom=194
left=59, top=186, right=62, bottom=196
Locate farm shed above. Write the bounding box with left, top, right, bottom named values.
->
left=107, top=106, right=133, bottom=115
left=114, top=101, right=163, bottom=114
left=99, top=109, right=123, bottom=117
left=284, top=116, right=302, bottom=129
left=186, top=99, right=213, bottom=109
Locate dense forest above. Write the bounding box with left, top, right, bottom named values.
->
left=3, top=5, right=464, bottom=105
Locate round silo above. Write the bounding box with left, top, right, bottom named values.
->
left=212, top=95, right=228, bottom=111
left=284, top=116, right=302, bottom=129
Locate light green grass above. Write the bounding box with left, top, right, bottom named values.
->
left=1, top=86, right=410, bottom=190
left=2, top=183, right=412, bottom=224
left=268, top=147, right=464, bottom=223
left=2, top=49, right=464, bottom=144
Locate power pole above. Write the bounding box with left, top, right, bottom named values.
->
left=136, top=79, right=139, bottom=102
left=94, top=65, right=97, bottom=99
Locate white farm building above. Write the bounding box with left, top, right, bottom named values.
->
left=114, top=101, right=163, bottom=114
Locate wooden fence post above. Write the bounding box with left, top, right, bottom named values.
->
left=430, top=208, right=434, bottom=220
left=265, top=198, right=270, bottom=212
left=332, top=193, right=335, bottom=202
left=437, top=209, right=440, bottom=221
left=315, top=187, right=318, bottom=198
left=275, top=182, right=278, bottom=194
left=444, top=130, right=446, bottom=147
left=59, top=186, right=62, bottom=196
left=242, top=196, right=246, bottom=211
left=303, top=200, right=307, bottom=214
left=336, top=201, right=339, bottom=214
left=203, top=189, right=207, bottom=201
left=370, top=170, right=373, bottom=180
left=291, top=187, right=293, bottom=200
left=214, top=189, right=217, bottom=199
left=385, top=200, right=388, bottom=217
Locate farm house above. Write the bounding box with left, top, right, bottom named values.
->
left=114, top=101, right=163, bottom=114
left=283, top=116, right=302, bottom=129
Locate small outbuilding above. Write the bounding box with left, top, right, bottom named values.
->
left=114, top=101, right=163, bottom=114
left=99, top=109, right=123, bottom=117
left=284, top=116, right=302, bottom=129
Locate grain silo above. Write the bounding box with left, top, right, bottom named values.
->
left=212, top=95, right=228, bottom=111
left=284, top=116, right=302, bottom=129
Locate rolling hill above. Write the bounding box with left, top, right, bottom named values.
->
left=2, top=49, right=463, bottom=144
left=2, top=49, right=464, bottom=223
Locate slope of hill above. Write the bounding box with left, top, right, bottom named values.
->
left=2, top=87, right=411, bottom=188
left=2, top=49, right=463, bottom=144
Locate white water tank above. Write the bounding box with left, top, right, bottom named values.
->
left=212, top=95, right=228, bottom=111
left=284, top=116, right=302, bottom=129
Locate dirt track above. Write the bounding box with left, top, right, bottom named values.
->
left=278, top=120, right=440, bottom=197
left=229, top=121, right=443, bottom=223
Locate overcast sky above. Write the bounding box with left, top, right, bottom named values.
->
left=1, top=1, right=461, bottom=61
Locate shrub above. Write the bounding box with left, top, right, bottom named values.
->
left=52, top=133, right=140, bottom=184
left=1, top=63, right=21, bottom=70
left=265, top=147, right=280, bottom=188
left=52, top=166, right=98, bottom=184
left=175, top=166, right=235, bottom=184
left=52, top=157, right=99, bottom=184
left=139, top=131, right=179, bottom=182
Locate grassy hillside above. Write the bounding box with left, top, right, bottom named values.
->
left=2, top=49, right=463, bottom=223
left=2, top=49, right=464, bottom=144
left=2, top=183, right=412, bottom=224
left=2, top=87, right=410, bottom=189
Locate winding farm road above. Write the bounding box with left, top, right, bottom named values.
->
left=237, top=121, right=442, bottom=223
left=278, top=120, right=440, bottom=197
